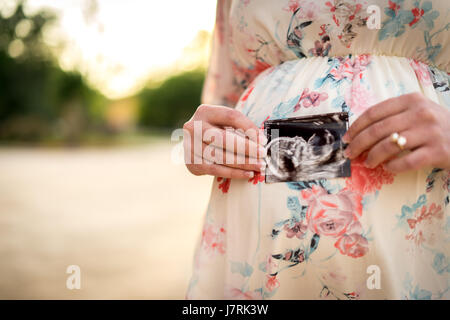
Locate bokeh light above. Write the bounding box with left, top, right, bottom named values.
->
left=25, top=0, right=216, bottom=99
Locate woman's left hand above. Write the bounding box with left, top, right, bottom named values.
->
left=342, top=92, right=450, bottom=173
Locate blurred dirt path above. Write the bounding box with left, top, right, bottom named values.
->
left=0, top=142, right=212, bottom=299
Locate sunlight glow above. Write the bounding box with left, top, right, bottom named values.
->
left=24, top=0, right=216, bottom=99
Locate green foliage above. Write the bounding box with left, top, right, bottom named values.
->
left=0, top=2, right=54, bottom=59
left=138, top=69, right=205, bottom=129
left=0, top=1, right=107, bottom=143
left=0, top=1, right=206, bottom=143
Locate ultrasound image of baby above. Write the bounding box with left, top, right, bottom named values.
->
left=264, top=112, right=350, bottom=183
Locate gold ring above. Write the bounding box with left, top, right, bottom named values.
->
left=391, top=132, right=407, bottom=150
left=391, top=132, right=399, bottom=143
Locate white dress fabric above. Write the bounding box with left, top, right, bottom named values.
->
left=187, top=0, right=450, bottom=300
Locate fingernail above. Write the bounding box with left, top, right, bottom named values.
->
left=246, top=171, right=254, bottom=178
left=342, top=134, right=349, bottom=143
left=344, top=147, right=351, bottom=158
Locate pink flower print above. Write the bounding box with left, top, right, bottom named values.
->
left=248, top=171, right=265, bottom=185
left=264, top=255, right=279, bottom=275
left=296, top=1, right=319, bottom=20
left=300, top=185, right=363, bottom=238
left=327, top=1, right=365, bottom=35
left=283, top=249, right=305, bottom=263
left=330, top=55, right=371, bottom=82
left=265, top=275, right=280, bottom=292
left=231, top=59, right=271, bottom=98
left=388, top=0, right=400, bottom=13
left=404, top=203, right=444, bottom=247
left=253, top=59, right=272, bottom=76
left=325, top=1, right=339, bottom=25
left=344, top=291, right=360, bottom=299
left=407, top=203, right=443, bottom=230
left=345, top=81, right=373, bottom=116
left=342, top=56, right=373, bottom=116
left=319, top=24, right=328, bottom=36
left=334, top=232, right=369, bottom=258
left=201, top=223, right=226, bottom=255
left=309, top=39, right=332, bottom=57
left=409, top=7, right=425, bottom=27
left=294, top=88, right=328, bottom=111
left=305, top=91, right=328, bottom=107
left=345, top=153, right=395, bottom=196
left=284, top=221, right=308, bottom=239
left=354, top=54, right=372, bottom=70
left=217, top=177, right=231, bottom=193
left=346, top=219, right=364, bottom=234
left=284, top=0, right=300, bottom=13
left=410, top=59, right=432, bottom=86
left=332, top=216, right=369, bottom=259
left=330, top=59, right=354, bottom=80
left=406, top=230, right=426, bottom=247
left=348, top=4, right=363, bottom=21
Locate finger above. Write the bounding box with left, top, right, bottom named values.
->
left=343, top=95, right=410, bottom=143
left=345, top=110, right=413, bottom=159
left=383, top=146, right=433, bottom=173
left=203, top=160, right=256, bottom=179
left=199, top=122, right=265, bottom=159
left=198, top=142, right=266, bottom=171
left=199, top=105, right=261, bottom=142
left=364, top=127, right=427, bottom=168
left=225, top=126, right=268, bottom=146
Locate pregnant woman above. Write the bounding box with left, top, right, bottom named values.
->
left=184, top=0, right=450, bottom=299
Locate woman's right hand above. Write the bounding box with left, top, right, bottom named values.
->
left=183, top=104, right=267, bottom=179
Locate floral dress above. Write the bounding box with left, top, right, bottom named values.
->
left=187, top=0, right=450, bottom=300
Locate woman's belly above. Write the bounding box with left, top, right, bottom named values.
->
left=188, top=55, right=450, bottom=299
left=235, top=55, right=447, bottom=127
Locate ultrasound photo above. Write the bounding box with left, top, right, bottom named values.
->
left=264, top=112, right=351, bottom=183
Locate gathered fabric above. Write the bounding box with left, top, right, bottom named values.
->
left=187, top=0, right=450, bottom=300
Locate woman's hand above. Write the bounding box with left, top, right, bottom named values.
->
left=343, top=92, right=450, bottom=173
left=183, top=104, right=267, bottom=179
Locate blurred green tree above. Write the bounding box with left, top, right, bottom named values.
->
left=0, top=1, right=107, bottom=143
left=138, top=69, right=205, bottom=130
